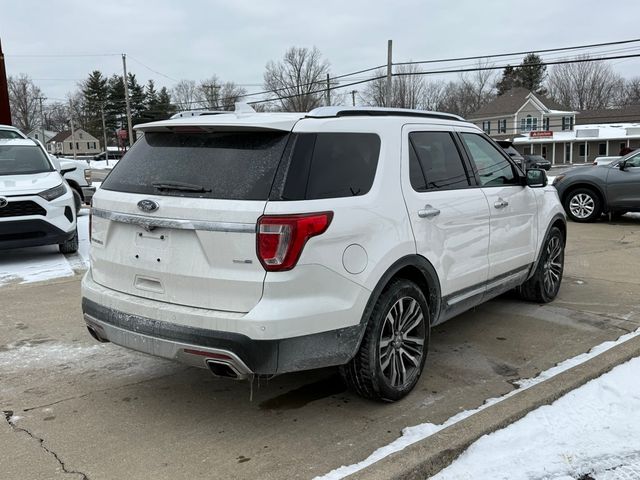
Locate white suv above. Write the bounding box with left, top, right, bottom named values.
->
left=82, top=106, right=566, bottom=401
left=0, top=138, right=78, bottom=253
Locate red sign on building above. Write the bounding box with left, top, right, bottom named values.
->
left=530, top=130, right=553, bottom=138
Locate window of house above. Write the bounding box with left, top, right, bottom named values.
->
left=482, top=121, right=491, bottom=134
left=498, top=119, right=507, bottom=133
left=408, top=132, right=470, bottom=191
left=565, top=144, right=571, bottom=162
left=620, top=142, right=626, bottom=152
left=543, top=118, right=549, bottom=130
left=562, top=116, right=574, bottom=131
left=579, top=144, right=589, bottom=157
left=542, top=146, right=547, bottom=158
left=598, top=143, right=606, bottom=156
left=79, top=132, right=83, bottom=139
left=520, top=115, right=538, bottom=132
left=69, top=142, right=73, bottom=150
left=76, top=142, right=79, bottom=150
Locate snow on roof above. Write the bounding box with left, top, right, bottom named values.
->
left=513, top=122, right=640, bottom=143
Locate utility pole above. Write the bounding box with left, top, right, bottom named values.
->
left=68, top=99, right=77, bottom=160
left=0, top=38, right=11, bottom=125
left=100, top=104, right=109, bottom=166
left=386, top=39, right=393, bottom=107
left=351, top=90, right=357, bottom=107
left=37, top=96, right=46, bottom=145
left=326, top=73, right=331, bottom=106
left=122, top=53, right=133, bottom=147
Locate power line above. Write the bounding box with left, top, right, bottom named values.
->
left=394, top=37, right=640, bottom=67
left=6, top=53, right=121, bottom=58
left=127, top=56, right=178, bottom=82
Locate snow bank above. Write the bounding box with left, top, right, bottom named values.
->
left=432, top=356, right=640, bottom=480
left=315, top=329, right=640, bottom=480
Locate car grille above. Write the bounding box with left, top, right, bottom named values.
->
left=0, top=201, right=47, bottom=218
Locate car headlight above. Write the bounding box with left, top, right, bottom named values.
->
left=39, top=183, right=67, bottom=201
left=552, top=174, right=565, bottom=186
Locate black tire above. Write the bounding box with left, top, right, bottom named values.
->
left=563, top=188, right=602, bottom=223
left=72, top=189, right=82, bottom=214
left=519, top=226, right=564, bottom=303
left=340, top=279, right=430, bottom=402
left=59, top=228, right=79, bottom=254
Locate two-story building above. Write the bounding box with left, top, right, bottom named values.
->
left=47, top=129, right=101, bottom=156
left=468, top=88, right=640, bottom=164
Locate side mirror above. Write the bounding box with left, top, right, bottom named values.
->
left=60, top=166, right=77, bottom=175
left=526, top=168, right=547, bottom=188
left=619, top=161, right=627, bottom=171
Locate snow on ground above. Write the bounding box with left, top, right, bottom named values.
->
left=432, top=356, right=640, bottom=480
left=0, top=213, right=90, bottom=287
left=88, top=160, right=117, bottom=170
left=316, top=329, right=640, bottom=480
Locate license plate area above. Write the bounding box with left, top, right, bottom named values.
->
left=133, top=228, right=172, bottom=263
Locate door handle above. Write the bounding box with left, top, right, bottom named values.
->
left=494, top=198, right=509, bottom=209
left=418, top=205, right=441, bottom=218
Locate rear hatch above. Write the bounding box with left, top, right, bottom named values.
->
left=91, top=128, right=292, bottom=313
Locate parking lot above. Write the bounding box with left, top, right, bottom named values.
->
left=1, top=214, right=639, bottom=480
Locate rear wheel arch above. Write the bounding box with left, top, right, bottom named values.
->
left=362, top=256, right=441, bottom=329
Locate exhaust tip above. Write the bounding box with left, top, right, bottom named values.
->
left=86, top=326, right=109, bottom=343
left=206, top=360, right=244, bottom=380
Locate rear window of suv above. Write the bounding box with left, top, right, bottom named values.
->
left=101, top=131, right=291, bottom=200
left=277, top=132, right=381, bottom=200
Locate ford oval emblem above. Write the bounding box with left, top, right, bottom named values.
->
left=137, top=199, right=159, bottom=213
left=0, top=197, right=7, bottom=209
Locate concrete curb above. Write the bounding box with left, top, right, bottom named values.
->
left=348, top=333, right=640, bottom=480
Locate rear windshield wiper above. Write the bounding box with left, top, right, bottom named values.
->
left=152, top=181, right=211, bottom=193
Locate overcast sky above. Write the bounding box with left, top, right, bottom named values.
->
left=3, top=0, right=640, bottom=103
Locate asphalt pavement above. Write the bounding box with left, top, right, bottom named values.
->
left=1, top=216, right=639, bottom=480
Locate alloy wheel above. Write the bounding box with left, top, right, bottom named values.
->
left=569, top=193, right=595, bottom=219
left=543, top=235, right=563, bottom=296
left=379, top=297, right=426, bottom=388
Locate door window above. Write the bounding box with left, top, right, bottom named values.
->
left=461, top=133, right=517, bottom=187
left=409, top=132, right=470, bottom=191
left=626, top=152, right=640, bottom=167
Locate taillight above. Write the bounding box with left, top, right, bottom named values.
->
left=257, top=212, right=333, bottom=271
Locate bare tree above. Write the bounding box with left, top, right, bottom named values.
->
left=546, top=55, right=624, bottom=110
left=420, top=80, right=448, bottom=111
left=263, top=46, right=330, bottom=112
left=362, top=64, right=425, bottom=108
left=43, top=102, right=70, bottom=132
left=458, top=59, right=496, bottom=116
left=172, top=79, right=202, bottom=111
left=8, top=74, right=43, bottom=132
left=623, top=77, right=640, bottom=105
left=199, top=76, right=248, bottom=111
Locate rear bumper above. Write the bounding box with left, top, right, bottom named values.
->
left=81, top=270, right=370, bottom=375
left=82, top=297, right=365, bottom=375
left=0, top=219, right=76, bottom=250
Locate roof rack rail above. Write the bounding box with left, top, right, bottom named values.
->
left=170, top=110, right=227, bottom=119
left=306, top=106, right=465, bottom=121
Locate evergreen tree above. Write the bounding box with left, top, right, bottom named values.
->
left=496, top=53, right=547, bottom=95
left=518, top=53, right=547, bottom=93
left=106, top=74, right=126, bottom=145
left=155, top=87, right=175, bottom=120
left=496, top=65, right=517, bottom=96
left=127, top=73, right=147, bottom=129
left=81, top=70, right=108, bottom=140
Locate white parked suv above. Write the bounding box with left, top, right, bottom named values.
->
left=0, top=138, right=78, bottom=253
left=82, top=106, right=566, bottom=401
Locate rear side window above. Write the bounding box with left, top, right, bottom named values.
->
left=409, top=132, right=470, bottom=191
left=101, top=131, right=290, bottom=200
left=279, top=133, right=381, bottom=200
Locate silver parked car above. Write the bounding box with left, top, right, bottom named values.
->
left=553, top=151, right=640, bottom=222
